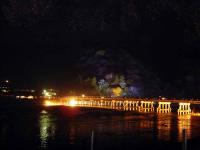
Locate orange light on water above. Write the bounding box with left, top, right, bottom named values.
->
left=191, top=112, right=200, bottom=116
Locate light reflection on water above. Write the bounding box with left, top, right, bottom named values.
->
left=39, top=110, right=56, bottom=149
left=37, top=107, right=200, bottom=149
left=1, top=104, right=200, bottom=150
left=68, top=125, right=76, bottom=144
left=157, top=114, right=171, bottom=141
left=177, top=115, right=191, bottom=142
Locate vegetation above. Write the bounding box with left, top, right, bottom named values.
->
left=79, top=49, right=162, bottom=97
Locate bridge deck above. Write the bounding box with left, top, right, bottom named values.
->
left=66, top=97, right=200, bottom=105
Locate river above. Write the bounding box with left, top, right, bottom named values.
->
left=0, top=100, right=200, bottom=150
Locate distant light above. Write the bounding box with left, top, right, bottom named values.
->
left=101, top=96, right=104, bottom=99
left=69, top=98, right=77, bottom=106
left=5, top=80, right=9, bottom=83
left=45, top=92, right=50, bottom=97
left=82, top=94, right=85, bottom=98
left=2, top=89, right=7, bottom=93
left=28, top=96, right=34, bottom=99
left=42, top=89, right=56, bottom=99
left=162, top=97, right=166, bottom=100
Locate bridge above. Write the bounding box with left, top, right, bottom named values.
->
left=45, top=96, right=200, bottom=115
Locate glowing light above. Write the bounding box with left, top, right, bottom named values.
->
left=20, top=96, right=25, bottom=99
left=45, top=92, right=50, bottom=97
left=2, top=89, right=7, bottom=93
left=28, top=95, right=34, bottom=99
left=5, top=80, right=9, bottom=83
left=69, top=99, right=77, bottom=106
left=82, top=94, right=85, bottom=98
left=45, top=101, right=52, bottom=106
left=179, top=103, right=190, bottom=105
left=42, top=89, right=57, bottom=99
left=39, top=110, right=56, bottom=149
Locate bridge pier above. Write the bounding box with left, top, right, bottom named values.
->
left=178, top=103, right=191, bottom=115
left=104, top=101, right=107, bottom=106
left=112, top=101, right=119, bottom=107
left=110, top=100, right=139, bottom=110
left=131, top=101, right=139, bottom=107
left=111, top=100, right=115, bottom=107
left=119, top=101, right=123, bottom=107
left=93, top=101, right=97, bottom=106
left=68, top=98, right=195, bottom=116
left=157, top=102, right=171, bottom=113
left=140, top=101, right=154, bottom=112
left=122, top=101, right=128, bottom=107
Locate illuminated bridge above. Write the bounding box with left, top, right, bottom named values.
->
left=45, top=96, right=200, bottom=115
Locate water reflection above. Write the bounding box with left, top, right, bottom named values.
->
left=39, top=110, right=56, bottom=149
left=68, top=125, right=76, bottom=144
left=3, top=99, right=200, bottom=150
left=139, top=108, right=154, bottom=113
left=177, top=115, right=191, bottom=142
left=157, top=114, right=171, bottom=141
left=157, top=109, right=171, bottom=114
left=36, top=107, right=200, bottom=149
left=122, top=106, right=139, bottom=111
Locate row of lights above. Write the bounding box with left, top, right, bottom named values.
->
left=16, top=95, right=34, bottom=99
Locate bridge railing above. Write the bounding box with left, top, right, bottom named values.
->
left=63, top=96, right=200, bottom=104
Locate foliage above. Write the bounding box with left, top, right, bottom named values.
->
left=112, top=87, right=122, bottom=97
left=79, top=49, right=162, bottom=97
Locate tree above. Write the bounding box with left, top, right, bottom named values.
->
left=112, top=87, right=122, bottom=97
left=79, top=49, right=163, bottom=97
left=112, top=75, right=120, bottom=85
left=91, top=77, right=97, bottom=89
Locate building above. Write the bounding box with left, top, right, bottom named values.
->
left=42, top=89, right=57, bottom=99
left=15, top=89, right=37, bottom=99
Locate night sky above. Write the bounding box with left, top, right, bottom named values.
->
left=1, top=0, right=200, bottom=93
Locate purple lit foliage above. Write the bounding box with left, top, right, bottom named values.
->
left=80, top=49, right=162, bottom=97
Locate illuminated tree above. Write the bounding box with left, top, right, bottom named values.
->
left=113, top=75, right=120, bottom=85
left=98, top=79, right=109, bottom=96
left=80, top=49, right=162, bottom=97
left=91, top=77, right=97, bottom=89
left=112, top=87, right=122, bottom=97
left=119, top=75, right=126, bottom=88
left=128, top=86, right=140, bottom=97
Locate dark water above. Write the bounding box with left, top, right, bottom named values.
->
left=1, top=101, right=200, bottom=150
